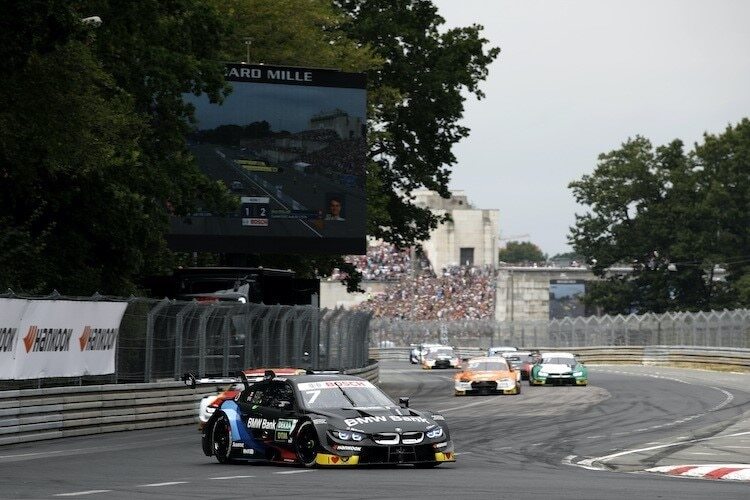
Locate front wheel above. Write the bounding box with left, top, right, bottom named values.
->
left=295, top=421, right=320, bottom=467
left=211, top=414, right=233, bottom=464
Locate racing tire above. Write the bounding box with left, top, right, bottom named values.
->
left=211, top=414, right=233, bottom=464
left=295, top=420, right=320, bottom=468
left=414, top=462, right=441, bottom=468
left=514, top=384, right=521, bottom=395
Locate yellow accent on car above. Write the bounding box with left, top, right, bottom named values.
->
left=434, top=452, right=456, bottom=462
left=314, top=453, right=360, bottom=465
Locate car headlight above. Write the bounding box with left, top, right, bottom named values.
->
left=426, top=427, right=444, bottom=439
left=573, top=371, right=584, bottom=377
left=333, top=430, right=364, bottom=441
left=538, top=371, right=548, bottom=376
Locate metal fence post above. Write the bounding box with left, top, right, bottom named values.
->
left=145, top=299, right=169, bottom=383
left=311, top=296, right=321, bottom=371
left=173, top=302, right=196, bottom=380
left=197, top=305, right=213, bottom=378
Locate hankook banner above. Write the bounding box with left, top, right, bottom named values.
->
left=0, top=298, right=128, bottom=380
left=0, top=299, right=30, bottom=379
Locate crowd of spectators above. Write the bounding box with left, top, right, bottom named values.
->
left=356, top=265, right=496, bottom=320
left=330, top=243, right=428, bottom=281
left=328, top=242, right=496, bottom=320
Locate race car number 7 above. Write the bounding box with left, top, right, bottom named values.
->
left=305, top=390, right=321, bottom=404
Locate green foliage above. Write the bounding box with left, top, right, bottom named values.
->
left=336, top=0, right=500, bottom=247
left=569, top=119, right=750, bottom=314
left=498, top=241, right=546, bottom=264
left=0, top=0, right=231, bottom=295
left=0, top=0, right=499, bottom=295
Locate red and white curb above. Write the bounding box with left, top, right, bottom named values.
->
left=646, top=464, right=750, bottom=481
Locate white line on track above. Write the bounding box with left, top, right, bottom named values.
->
left=574, top=431, right=750, bottom=469
left=138, top=481, right=189, bottom=487
left=209, top=475, right=255, bottom=480
left=54, top=491, right=112, bottom=497
left=275, top=470, right=315, bottom=475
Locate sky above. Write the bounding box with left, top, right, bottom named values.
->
left=432, top=0, right=750, bottom=256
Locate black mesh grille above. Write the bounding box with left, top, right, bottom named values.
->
left=359, top=445, right=435, bottom=464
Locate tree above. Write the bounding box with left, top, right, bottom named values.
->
left=336, top=0, right=500, bottom=248
left=498, top=241, right=546, bottom=264
left=196, top=0, right=499, bottom=291
left=0, top=0, right=232, bottom=295
left=0, top=1, right=500, bottom=295
left=569, top=120, right=750, bottom=314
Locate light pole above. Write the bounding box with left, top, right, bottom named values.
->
left=244, top=38, right=252, bottom=63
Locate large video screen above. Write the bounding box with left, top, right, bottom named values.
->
left=167, top=63, right=367, bottom=254
left=549, top=279, right=587, bottom=319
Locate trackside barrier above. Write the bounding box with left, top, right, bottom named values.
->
left=343, top=360, right=379, bottom=384
left=370, top=346, right=750, bottom=371
left=0, top=361, right=380, bottom=446
left=0, top=381, right=215, bottom=446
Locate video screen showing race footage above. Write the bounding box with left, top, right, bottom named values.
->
left=169, top=63, right=367, bottom=254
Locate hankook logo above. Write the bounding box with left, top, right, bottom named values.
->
left=0, top=327, right=16, bottom=352
left=78, top=326, right=118, bottom=351
left=23, top=326, right=72, bottom=353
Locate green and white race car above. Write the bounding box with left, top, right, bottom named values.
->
left=529, top=352, right=587, bottom=386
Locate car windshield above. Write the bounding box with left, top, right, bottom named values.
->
left=543, top=357, right=576, bottom=366
left=297, top=380, right=394, bottom=409
left=467, top=360, right=508, bottom=371
left=427, top=348, right=454, bottom=358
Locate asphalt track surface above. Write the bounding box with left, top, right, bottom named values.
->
left=2, top=361, right=749, bottom=499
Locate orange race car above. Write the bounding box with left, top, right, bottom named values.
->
left=453, top=356, right=521, bottom=396
left=197, top=368, right=307, bottom=429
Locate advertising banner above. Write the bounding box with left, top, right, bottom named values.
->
left=0, top=300, right=128, bottom=380
left=0, top=298, right=31, bottom=379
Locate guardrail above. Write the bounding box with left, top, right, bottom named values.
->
left=0, top=361, right=380, bottom=446
left=0, top=381, right=215, bottom=446
left=370, top=346, right=750, bottom=371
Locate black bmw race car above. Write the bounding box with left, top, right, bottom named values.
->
left=200, top=371, right=456, bottom=467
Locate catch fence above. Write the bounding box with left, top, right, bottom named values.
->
left=0, top=293, right=371, bottom=389
left=119, top=299, right=371, bottom=382
left=369, top=309, right=750, bottom=349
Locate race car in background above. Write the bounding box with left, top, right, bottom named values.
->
left=197, top=368, right=307, bottom=429
left=487, top=346, right=517, bottom=357
left=529, top=352, right=588, bottom=386
left=500, top=351, right=529, bottom=373
left=454, top=357, right=521, bottom=396
left=201, top=371, right=456, bottom=467
left=519, top=350, right=542, bottom=380
left=421, top=346, right=461, bottom=369
left=409, top=343, right=442, bottom=364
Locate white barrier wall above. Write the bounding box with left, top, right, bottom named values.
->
left=0, top=298, right=128, bottom=380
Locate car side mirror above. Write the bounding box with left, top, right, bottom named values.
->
left=399, top=397, right=410, bottom=408
left=277, top=400, right=293, bottom=410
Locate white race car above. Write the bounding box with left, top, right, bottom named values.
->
left=409, top=343, right=442, bottom=364
left=421, top=346, right=461, bottom=369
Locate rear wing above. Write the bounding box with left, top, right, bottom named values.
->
left=181, top=370, right=341, bottom=389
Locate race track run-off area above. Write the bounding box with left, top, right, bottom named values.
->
left=1, top=361, right=749, bottom=499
